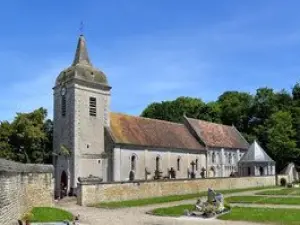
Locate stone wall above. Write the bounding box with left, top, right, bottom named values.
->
left=277, top=174, right=289, bottom=185
left=0, top=158, right=54, bottom=225
left=77, top=175, right=276, bottom=206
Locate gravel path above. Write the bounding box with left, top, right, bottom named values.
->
left=55, top=188, right=284, bottom=225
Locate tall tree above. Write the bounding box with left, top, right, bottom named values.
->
left=217, top=91, right=253, bottom=131
left=141, top=97, right=205, bottom=123
left=9, top=107, right=49, bottom=163
left=0, top=121, right=14, bottom=160
left=251, top=88, right=278, bottom=121
left=197, top=101, right=221, bottom=123
left=266, top=111, right=297, bottom=171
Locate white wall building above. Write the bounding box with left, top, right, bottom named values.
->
left=53, top=35, right=274, bottom=197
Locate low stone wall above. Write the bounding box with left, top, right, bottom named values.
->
left=0, top=158, right=54, bottom=225
left=77, top=175, right=276, bottom=206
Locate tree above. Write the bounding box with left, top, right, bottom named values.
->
left=217, top=91, right=253, bottom=131
left=197, top=101, right=221, bottom=123
left=0, top=108, right=54, bottom=164
left=275, top=89, right=293, bottom=112
left=0, top=121, right=14, bottom=160
left=141, top=97, right=205, bottom=123
left=292, top=83, right=300, bottom=102
left=266, top=111, right=297, bottom=171
left=251, top=88, right=278, bottom=123
left=291, top=107, right=300, bottom=148
left=43, top=119, right=53, bottom=164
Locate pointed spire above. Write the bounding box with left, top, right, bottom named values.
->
left=72, top=35, right=92, bottom=66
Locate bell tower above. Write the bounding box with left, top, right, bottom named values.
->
left=53, top=35, right=111, bottom=196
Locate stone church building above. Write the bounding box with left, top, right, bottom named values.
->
left=53, top=35, right=275, bottom=196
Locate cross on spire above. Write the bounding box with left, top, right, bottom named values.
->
left=79, top=21, right=84, bottom=35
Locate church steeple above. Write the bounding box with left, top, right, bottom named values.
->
left=72, top=35, right=92, bottom=66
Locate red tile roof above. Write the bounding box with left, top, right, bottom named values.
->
left=185, top=117, right=249, bottom=149
left=109, top=112, right=204, bottom=150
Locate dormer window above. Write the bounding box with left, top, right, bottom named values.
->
left=89, top=97, right=97, bottom=117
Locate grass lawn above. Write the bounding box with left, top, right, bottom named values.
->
left=226, top=195, right=300, bottom=205
left=151, top=204, right=195, bottom=217
left=219, top=207, right=300, bottom=225
left=29, top=207, right=74, bottom=222
left=92, top=185, right=278, bottom=208
left=152, top=205, right=300, bottom=224
left=256, top=188, right=300, bottom=196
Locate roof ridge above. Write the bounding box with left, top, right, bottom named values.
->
left=110, top=112, right=184, bottom=126
left=231, top=124, right=249, bottom=146
left=186, top=116, right=233, bottom=129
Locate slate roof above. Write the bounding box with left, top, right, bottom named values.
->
left=184, top=117, right=249, bottom=149
left=239, top=140, right=275, bottom=163
left=55, top=35, right=108, bottom=86
left=109, top=112, right=204, bottom=150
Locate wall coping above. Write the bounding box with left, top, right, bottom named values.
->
left=78, top=175, right=275, bottom=185
left=0, top=158, right=54, bottom=173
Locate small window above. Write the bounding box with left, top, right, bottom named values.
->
left=156, top=156, right=160, bottom=171
left=61, top=96, right=66, bottom=117
left=212, top=152, right=216, bottom=163
left=89, top=97, right=97, bottom=117
left=177, top=157, right=181, bottom=171
left=229, top=153, right=232, bottom=164
left=131, top=155, right=136, bottom=171
left=196, top=159, right=198, bottom=171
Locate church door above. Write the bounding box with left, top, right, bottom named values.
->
left=60, top=171, right=68, bottom=198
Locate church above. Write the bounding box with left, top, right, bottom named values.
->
left=53, top=35, right=276, bottom=196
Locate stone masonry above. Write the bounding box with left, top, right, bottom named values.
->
left=0, top=158, right=54, bottom=225
left=77, top=175, right=276, bottom=206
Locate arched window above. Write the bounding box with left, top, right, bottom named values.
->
left=259, top=166, right=264, bottom=176
left=155, top=156, right=160, bottom=171
left=196, top=159, right=198, bottom=171
left=131, top=155, right=136, bottom=171
left=177, top=157, right=181, bottom=171
left=212, top=152, right=216, bottom=163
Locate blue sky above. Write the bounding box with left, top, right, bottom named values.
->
left=1, top=0, right=300, bottom=121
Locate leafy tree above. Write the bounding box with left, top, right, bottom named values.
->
left=141, top=97, right=205, bottom=123
left=217, top=91, right=253, bottom=131
left=275, top=89, right=293, bottom=111
left=0, top=107, right=53, bottom=164
left=140, top=83, right=300, bottom=169
left=0, top=121, right=14, bottom=160
left=140, top=102, right=166, bottom=121
left=292, top=83, right=300, bottom=101
left=266, top=111, right=297, bottom=171
left=291, top=107, right=300, bottom=148
left=251, top=88, right=278, bottom=123
left=197, top=101, right=221, bottom=123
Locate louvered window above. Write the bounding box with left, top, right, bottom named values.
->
left=89, top=97, right=97, bottom=117
left=61, top=96, right=66, bottom=117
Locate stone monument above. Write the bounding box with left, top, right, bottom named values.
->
left=185, top=188, right=230, bottom=218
